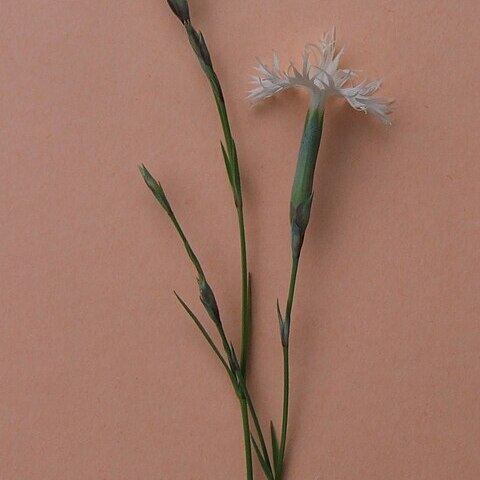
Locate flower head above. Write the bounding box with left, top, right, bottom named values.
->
left=248, top=28, right=394, bottom=124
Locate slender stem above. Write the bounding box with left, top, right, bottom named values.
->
left=209, top=67, right=253, bottom=478
left=175, top=296, right=254, bottom=480
left=241, top=379, right=273, bottom=477
left=169, top=214, right=205, bottom=277
left=277, top=346, right=289, bottom=479
left=240, top=398, right=254, bottom=480
left=210, top=79, right=250, bottom=379
left=176, top=295, right=255, bottom=480
left=182, top=21, right=253, bottom=479
left=237, top=207, right=249, bottom=376
left=207, top=65, right=250, bottom=377
left=277, top=255, right=300, bottom=479
left=213, top=86, right=235, bottom=156
left=285, top=256, right=300, bottom=325
left=175, top=293, right=238, bottom=387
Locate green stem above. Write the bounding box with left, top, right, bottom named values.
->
left=240, top=398, right=254, bottom=480
left=207, top=63, right=253, bottom=479
left=276, top=106, right=324, bottom=479
left=182, top=19, right=252, bottom=479
left=285, top=257, right=300, bottom=328
left=174, top=293, right=240, bottom=391
left=237, top=207, right=249, bottom=376
left=276, top=256, right=299, bottom=479
left=204, top=57, right=250, bottom=380
left=176, top=294, right=255, bottom=480
left=277, top=346, right=289, bottom=479
left=209, top=75, right=250, bottom=379
left=169, top=214, right=205, bottom=278
left=236, top=369, right=273, bottom=478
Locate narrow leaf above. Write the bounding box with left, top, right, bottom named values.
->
left=276, top=299, right=284, bottom=334
left=247, top=272, right=252, bottom=326
left=220, top=142, right=234, bottom=187
left=270, top=421, right=279, bottom=474
left=246, top=272, right=252, bottom=348
left=230, top=139, right=243, bottom=207
left=241, top=272, right=252, bottom=377
left=251, top=435, right=274, bottom=480
left=174, top=292, right=236, bottom=387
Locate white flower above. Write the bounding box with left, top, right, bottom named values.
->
left=248, top=28, right=394, bottom=125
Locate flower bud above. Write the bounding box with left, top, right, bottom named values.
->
left=139, top=164, right=173, bottom=216
left=166, top=0, right=190, bottom=23
left=197, top=275, right=221, bottom=326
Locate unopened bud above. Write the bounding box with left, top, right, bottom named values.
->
left=139, top=164, right=173, bottom=215
left=198, top=276, right=221, bottom=325
left=166, top=0, right=190, bottom=23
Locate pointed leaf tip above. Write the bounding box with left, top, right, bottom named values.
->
left=251, top=435, right=274, bottom=480
left=270, top=421, right=279, bottom=473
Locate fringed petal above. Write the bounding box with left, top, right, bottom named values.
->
left=248, top=27, right=394, bottom=124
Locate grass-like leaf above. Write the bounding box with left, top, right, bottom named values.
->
left=270, top=420, right=280, bottom=475
left=174, top=292, right=237, bottom=390
left=251, top=435, right=274, bottom=480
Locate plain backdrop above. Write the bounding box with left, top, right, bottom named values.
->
left=1, top=1, right=479, bottom=479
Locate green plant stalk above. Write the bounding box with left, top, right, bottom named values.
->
left=236, top=370, right=274, bottom=479
left=176, top=288, right=274, bottom=480
left=175, top=292, right=239, bottom=390
left=182, top=17, right=253, bottom=480
left=237, top=207, right=249, bottom=375
left=276, top=257, right=297, bottom=479
left=180, top=7, right=251, bottom=379
left=207, top=70, right=250, bottom=379
left=241, top=397, right=254, bottom=480
left=176, top=293, right=272, bottom=480
left=276, top=106, right=324, bottom=479
left=141, top=164, right=255, bottom=479
left=148, top=4, right=254, bottom=472
left=178, top=292, right=272, bottom=473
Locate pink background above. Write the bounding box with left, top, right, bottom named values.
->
left=1, top=1, right=480, bottom=478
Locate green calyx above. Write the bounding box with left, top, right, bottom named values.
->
left=290, top=107, right=324, bottom=220
left=290, top=107, right=324, bottom=257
